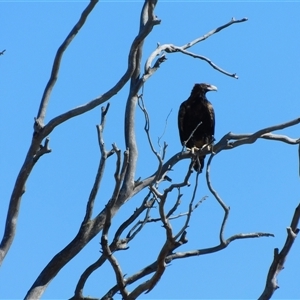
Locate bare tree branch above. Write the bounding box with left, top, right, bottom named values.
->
left=182, top=17, right=248, bottom=48
left=36, top=0, right=99, bottom=128
left=73, top=193, right=154, bottom=299
left=84, top=104, right=114, bottom=223
left=40, top=2, right=160, bottom=139
left=121, top=0, right=160, bottom=198
left=32, top=137, right=52, bottom=163
left=126, top=196, right=155, bottom=241
left=24, top=2, right=160, bottom=299
left=138, top=93, right=159, bottom=157
left=182, top=121, right=203, bottom=151
left=174, top=171, right=200, bottom=240
left=166, top=189, right=182, bottom=218
left=132, top=195, right=207, bottom=225
left=258, top=203, right=300, bottom=300
left=135, top=117, right=300, bottom=195
left=0, top=142, right=40, bottom=266
left=215, top=117, right=300, bottom=153
left=103, top=229, right=273, bottom=299
left=101, top=203, right=128, bottom=300
left=145, top=17, right=248, bottom=79
left=261, top=133, right=299, bottom=144
left=173, top=48, right=238, bottom=78
left=137, top=92, right=168, bottom=184
left=206, top=153, right=229, bottom=244
left=158, top=109, right=172, bottom=152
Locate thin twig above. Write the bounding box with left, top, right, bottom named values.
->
left=174, top=48, right=237, bottom=78
left=182, top=121, right=203, bottom=151
left=180, top=17, right=248, bottom=49
left=175, top=171, right=200, bottom=240
left=138, top=93, right=160, bottom=158
left=110, top=144, right=129, bottom=206
left=126, top=199, right=155, bottom=241
left=206, top=153, right=230, bottom=244
left=84, top=104, right=114, bottom=223
left=166, top=189, right=182, bottom=218
left=137, top=92, right=167, bottom=186
left=158, top=109, right=172, bottom=151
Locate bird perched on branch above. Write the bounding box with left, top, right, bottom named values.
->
left=178, top=83, right=217, bottom=172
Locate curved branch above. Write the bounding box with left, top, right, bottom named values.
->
left=206, top=153, right=229, bottom=244
left=41, top=4, right=160, bottom=140
left=144, top=17, right=248, bottom=78
left=174, top=172, right=200, bottom=240
left=172, top=48, right=238, bottom=78
left=215, top=117, right=300, bottom=153
left=181, top=17, right=248, bottom=49
left=0, top=140, right=41, bottom=266
left=137, top=94, right=166, bottom=184
left=261, top=133, right=299, bottom=144
left=36, top=1, right=99, bottom=126
left=258, top=203, right=300, bottom=300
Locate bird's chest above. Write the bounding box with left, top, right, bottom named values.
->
left=185, top=102, right=214, bottom=127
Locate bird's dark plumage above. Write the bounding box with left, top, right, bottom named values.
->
left=178, top=83, right=217, bottom=172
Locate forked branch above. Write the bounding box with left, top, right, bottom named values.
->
left=145, top=17, right=248, bottom=79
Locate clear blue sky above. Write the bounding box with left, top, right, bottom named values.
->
left=1, top=1, right=300, bottom=299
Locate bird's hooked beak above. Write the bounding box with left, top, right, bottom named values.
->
left=207, top=84, right=218, bottom=92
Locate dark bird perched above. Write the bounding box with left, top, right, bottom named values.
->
left=178, top=83, right=217, bottom=172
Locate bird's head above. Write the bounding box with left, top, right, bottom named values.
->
left=192, top=83, right=218, bottom=96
